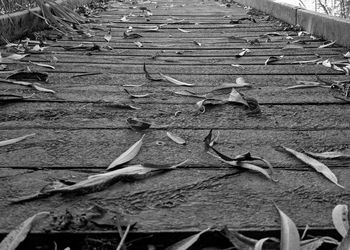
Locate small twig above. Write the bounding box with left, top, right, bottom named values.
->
left=116, top=224, right=131, bottom=250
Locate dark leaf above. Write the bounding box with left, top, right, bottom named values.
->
left=123, top=32, right=143, bottom=39
left=127, top=118, right=151, bottom=130
left=7, top=72, right=49, bottom=82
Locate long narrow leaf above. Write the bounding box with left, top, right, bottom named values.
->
left=160, top=73, right=195, bottom=86
left=0, top=133, right=35, bottom=147
left=305, top=151, right=350, bottom=160
left=165, top=228, right=211, bottom=250
left=275, top=205, right=300, bottom=250
left=107, top=135, right=145, bottom=170
left=282, top=147, right=344, bottom=188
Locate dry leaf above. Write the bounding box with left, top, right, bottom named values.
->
left=276, top=205, right=300, bottom=250
left=193, top=41, right=201, bottom=46
left=286, top=80, right=328, bottom=89
left=134, top=41, right=143, bottom=47
left=344, top=52, right=350, bottom=58
left=124, top=89, right=151, bottom=98
left=178, top=28, right=191, bottom=33
left=120, top=16, right=128, bottom=22
left=32, top=84, right=56, bottom=94
left=160, top=73, right=195, bottom=86
left=107, top=135, right=145, bottom=170
left=123, top=32, right=142, bottom=39
left=165, top=228, right=211, bottom=250
left=104, top=31, right=112, bottom=43
left=254, top=238, right=278, bottom=250
left=282, top=147, right=344, bottom=188
left=265, top=55, right=283, bottom=65
left=6, top=54, right=29, bottom=61
left=127, top=117, right=151, bottom=130
left=0, top=212, right=49, bottom=250
left=0, top=133, right=35, bottom=147
left=333, top=205, right=349, bottom=238
left=282, top=44, right=304, bottom=50
left=7, top=72, right=48, bottom=82
left=235, top=48, right=250, bottom=58
left=220, top=226, right=258, bottom=249
left=167, top=132, right=186, bottom=145
left=132, top=25, right=159, bottom=32
left=305, top=151, right=350, bottom=159
left=338, top=233, right=350, bottom=250
left=301, top=237, right=339, bottom=250
left=319, top=40, right=336, bottom=49
left=227, top=88, right=249, bottom=107
left=30, top=62, right=55, bottom=70
left=143, top=63, right=162, bottom=81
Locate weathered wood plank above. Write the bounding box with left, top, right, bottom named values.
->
left=0, top=129, right=348, bottom=169
left=0, top=167, right=349, bottom=231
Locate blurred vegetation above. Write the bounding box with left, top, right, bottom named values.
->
left=0, top=0, right=37, bottom=14
left=300, top=0, right=350, bottom=18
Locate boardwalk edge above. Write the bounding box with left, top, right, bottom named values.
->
left=233, top=0, right=350, bottom=48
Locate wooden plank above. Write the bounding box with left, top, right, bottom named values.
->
left=0, top=167, right=349, bottom=231
left=0, top=129, right=348, bottom=169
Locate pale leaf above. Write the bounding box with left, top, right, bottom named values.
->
left=160, top=73, right=195, bottom=86
left=0, top=133, right=35, bottom=147
left=0, top=212, right=49, bottom=250
left=344, top=52, right=350, bottom=58
left=301, top=237, right=339, bottom=250
left=104, top=32, right=112, bottom=43
left=254, top=238, right=277, bottom=250
left=282, top=147, right=344, bottom=188
left=178, top=28, right=191, bottom=33
left=319, top=40, right=336, bottom=49
left=6, top=54, right=29, bottom=60
left=193, top=40, right=201, bottom=46
left=332, top=205, right=349, bottom=237
left=276, top=205, right=300, bottom=250
left=286, top=80, right=327, bottom=89
left=227, top=88, right=249, bottom=107
left=107, top=135, right=145, bottom=170
left=31, top=62, right=55, bottom=69
left=123, top=83, right=146, bottom=87
left=235, top=77, right=252, bottom=87
left=32, top=84, right=56, bottom=94
left=305, top=151, right=350, bottom=159
left=165, top=228, right=211, bottom=250
left=134, top=41, right=143, bottom=47
left=167, top=132, right=186, bottom=145
left=124, top=89, right=151, bottom=98
left=265, top=55, right=283, bottom=65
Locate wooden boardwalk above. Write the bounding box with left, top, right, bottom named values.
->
left=0, top=0, right=350, bottom=233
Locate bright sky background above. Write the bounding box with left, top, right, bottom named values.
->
left=275, top=0, right=315, bottom=10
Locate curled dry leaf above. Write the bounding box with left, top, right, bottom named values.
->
left=282, top=146, right=344, bottom=188
left=143, top=63, right=162, bottom=81
left=0, top=133, right=35, bottom=147
left=193, top=40, right=201, bottom=46
left=160, top=73, right=195, bottom=86
left=254, top=238, right=278, bottom=250
left=332, top=205, right=349, bottom=238
left=227, top=88, right=249, bottom=107
left=275, top=205, right=300, bottom=250
left=127, top=117, right=151, bottom=130
left=124, top=89, right=151, bottom=98
left=235, top=48, right=250, bottom=58
left=305, top=151, right=350, bottom=159
left=165, top=227, right=211, bottom=250
left=166, top=132, right=186, bottom=145
left=134, top=41, right=143, bottom=47
left=265, top=55, right=284, bottom=65
left=30, top=62, right=55, bottom=70
left=0, top=212, right=49, bottom=250
left=107, top=135, right=145, bottom=170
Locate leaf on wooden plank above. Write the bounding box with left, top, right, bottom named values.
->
left=301, top=237, right=339, bottom=250
left=0, top=64, right=7, bottom=71
left=124, top=89, right=151, bottom=98
left=104, top=31, right=112, bottom=43
left=0, top=94, right=25, bottom=103
left=0, top=212, right=49, bottom=250
left=0, top=133, right=35, bottom=147
left=107, top=134, right=145, bottom=170
left=123, top=32, right=143, bottom=39
left=143, top=63, right=162, bottom=81
left=286, top=80, right=328, bottom=89
left=235, top=77, right=252, bottom=87
left=282, top=44, right=304, bottom=50
left=265, top=55, right=284, bottom=65
left=167, top=132, right=186, bottom=145
left=132, top=25, right=159, bottom=32
left=160, top=73, right=195, bottom=86
left=298, top=31, right=310, bottom=36
left=6, top=54, right=29, bottom=61
left=101, top=101, right=140, bottom=110
left=231, top=64, right=243, bottom=68
left=220, top=226, right=257, bottom=250
left=305, top=151, right=350, bottom=159
left=293, top=59, right=322, bottom=65
left=165, top=228, right=211, bottom=250
left=319, top=40, right=336, bottom=49
left=127, top=117, right=151, bottom=130
left=120, top=16, right=129, bottom=22
left=175, top=90, right=205, bottom=98
left=344, top=52, right=350, bottom=58
left=332, top=205, right=349, bottom=238
left=178, top=28, right=191, bottom=33
left=134, top=41, right=143, bottom=47
left=227, top=88, right=249, bottom=107
left=235, top=48, right=250, bottom=58
left=30, top=44, right=46, bottom=52
left=254, top=237, right=279, bottom=250
left=32, top=84, right=56, bottom=94
left=7, top=72, right=49, bottom=82
left=275, top=205, right=300, bottom=250
left=282, top=146, right=344, bottom=188
left=30, top=62, right=55, bottom=70
left=193, top=40, right=202, bottom=46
